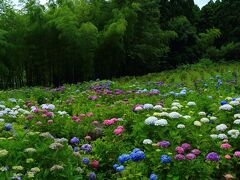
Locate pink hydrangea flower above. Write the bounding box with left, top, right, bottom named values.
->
left=221, top=143, right=232, bottom=149
left=48, top=120, right=53, bottom=124
left=87, top=112, right=94, bottom=117
left=114, top=126, right=124, bottom=135
left=103, top=119, right=115, bottom=125
left=175, top=146, right=184, bottom=154
left=234, top=151, right=240, bottom=157
left=191, top=149, right=201, bottom=155
left=224, top=154, right=231, bottom=159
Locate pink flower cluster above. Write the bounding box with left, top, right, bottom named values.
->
left=174, top=143, right=201, bottom=161
left=114, top=126, right=124, bottom=135
left=103, top=118, right=118, bottom=126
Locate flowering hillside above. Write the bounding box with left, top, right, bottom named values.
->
left=1, top=62, right=240, bottom=179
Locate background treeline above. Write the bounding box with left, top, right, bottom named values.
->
left=0, top=0, right=240, bottom=88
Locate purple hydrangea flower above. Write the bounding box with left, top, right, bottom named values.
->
left=181, top=143, right=191, bottom=150
left=158, top=141, right=171, bottom=148
left=70, top=137, right=79, bottom=144
left=186, top=153, right=196, bottom=160
left=81, top=144, right=92, bottom=153
left=174, top=154, right=185, bottom=160
left=205, top=152, right=220, bottom=161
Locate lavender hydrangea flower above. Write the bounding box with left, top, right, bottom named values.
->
left=70, top=137, right=79, bottom=144
left=81, top=144, right=92, bottom=153
left=205, top=152, right=220, bottom=161
left=158, top=141, right=171, bottom=148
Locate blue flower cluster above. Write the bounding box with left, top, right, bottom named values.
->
left=160, top=155, right=172, bottom=164
left=150, top=173, right=158, bottom=180
left=113, top=148, right=145, bottom=172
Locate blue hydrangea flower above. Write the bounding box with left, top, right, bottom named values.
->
left=221, top=100, right=227, bottom=105
left=81, top=144, right=92, bottom=153
left=150, top=174, right=158, bottom=180
left=89, top=172, right=96, bottom=180
left=113, top=164, right=119, bottom=170
left=130, top=150, right=145, bottom=161
left=160, top=155, right=172, bottom=164
left=82, top=158, right=90, bottom=165
left=118, top=154, right=130, bottom=164
left=4, top=123, right=12, bottom=131
left=70, top=137, right=79, bottom=144
left=73, top=147, right=79, bottom=152
left=116, top=165, right=125, bottom=172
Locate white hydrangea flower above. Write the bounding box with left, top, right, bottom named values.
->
left=234, top=114, right=240, bottom=119
left=177, top=124, right=185, bottom=129
left=172, top=102, right=181, bottom=107
left=234, top=119, right=240, bottom=124
left=168, top=112, right=182, bottom=119
left=187, top=102, right=196, bottom=106
left=154, top=119, right=168, bottom=126
left=193, top=121, right=202, bottom=126
left=143, top=139, right=153, bottom=144
left=218, top=134, right=228, bottom=139
left=183, top=115, right=191, bottom=119
left=225, top=97, right=232, bottom=101
left=230, top=101, right=239, bottom=106
left=0, top=118, right=4, bottom=122
left=171, top=106, right=178, bottom=111
left=210, top=134, right=218, bottom=139
left=228, top=129, right=240, bottom=138
left=0, top=105, right=6, bottom=109
left=219, top=104, right=233, bottom=110
left=210, top=116, right=217, bottom=120
left=200, top=118, right=209, bottom=123
left=48, top=104, right=55, bottom=110
left=145, top=116, right=158, bottom=125
left=143, top=104, right=154, bottom=109
left=158, top=112, right=169, bottom=117
left=216, top=124, right=227, bottom=131
left=153, top=105, right=162, bottom=110
left=198, top=112, right=206, bottom=116
left=58, top=111, right=68, bottom=115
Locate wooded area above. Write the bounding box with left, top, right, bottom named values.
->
left=0, top=0, right=240, bottom=88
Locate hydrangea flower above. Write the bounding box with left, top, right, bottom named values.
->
left=181, top=143, right=191, bottom=150
left=168, top=112, right=181, bottom=119
left=89, top=172, right=96, bottom=180
left=210, top=134, right=218, bottom=139
left=116, top=165, right=125, bottom=172
left=143, top=139, right=153, bottom=144
left=218, top=134, right=228, bottom=139
left=174, top=154, right=185, bottom=160
left=4, top=123, right=12, bottom=131
left=175, top=146, right=184, bottom=154
left=177, top=124, right=185, bottom=128
left=200, top=118, right=209, bottom=123
left=143, top=104, right=154, bottom=109
left=82, top=158, right=90, bottom=165
left=220, top=143, right=231, bottom=149
left=234, top=119, right=240, bottom=124
left=205, top=152, right=220, bottom=161
left=150, top=173, right=158, bottom=180
left=193, top=121, right=202, bottom=127
left=186, top=153, right=196, bottom=160
left=187, top=102, right=196, bottom=106
left=70, top=137, right=79, bottom=144
left=160, top=155, right=172, bottom=164
left=219, top=104, right=233, bottom=110
left=198, top=112, right=206, bottom=116
left=145, top=116, right=158, bottom=125
left=158, top=141, right=171, bottom=148
left=227, top=129, right=239, bottom=138
left=118, top=154, right=130, bottom=164
left=153, top=105, right=162, bottom=110
left=130, top=150, right=145, bottom=161
left=191, top=149, right=201, bottom=155
left=216, top=124, right=227, bottom=132
left=234, top=151, right=240, bottom=157
left=154, top=119, right=168, bottom=126
left=234, top=114, right=240, bottom=119
left=81, top=144, right=92, bottom=153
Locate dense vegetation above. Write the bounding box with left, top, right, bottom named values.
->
left=0, top=0, right=240, bottom=88
left=1, top=62, right=240, bottom=179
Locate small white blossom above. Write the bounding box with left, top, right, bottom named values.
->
left=234, top=119, right=240, bottom=124
left=216, top=124, right=228, bottom=131
left=187, top=102, right=196, bottom=106
left=171, top=106, right=179, bottom=111
left=193, top=121, right=202, bottom=126
left=200, top=118, right=209, bottom=123
left=135, top=106, right=143, bottom=111
left=234, top=114, right=240, bottom=119
left=230, top=101, right=239, bottom=106
left=198, top=112, right=206, bottom=116
left=219, top=104, right=233, bottom=110
left=168, top=112, right=182, bottom=119
left=210, top=116, right=217, bottom=120
left=228, top=129, right=240, bottom=138
left=218, top=134, right=228, bottom=139
left=145, top=116, right=158, bottom=125
left=154, top=119, right=168, bottom=126
left=143, top=104, right=154, bottom=109
left=158, top=112, right=169, bottom=117
left=153, top=105, right=162, bottom=110
left=177, top=124, right=185, bottom=129
left=210, top=134, right=218, bottom=139
left=225, top=97, right=232, bottom=101
left=143, top=139, right=153, bottom=144
left=183, top=115, right=191, bottom=119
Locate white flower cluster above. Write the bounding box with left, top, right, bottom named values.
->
left=143, top=104, right=153, bottom=109
left=230, top=101, right=240, bottom=106
left=228, top=129, right=240, bottom=138
left=177, top=124, right=185, bottom=129
left=183, top=115, right=191, bottom=119
left=234, top=114, right=240, bottom=119
left=153, top=105, right=162, bottom=110
left=143, top=139, right=153, bottom=144
left=193, top=121, right=202, bottom=126
left=200, top=117, right=209, bottom=123
left=216, top=124, right=228, bottom=131
left=41, top=104, right=55, bottom=110
left=234, top=119, right=240, bottom=124
left=219, top=104, right=233, bottom=110
left=154, top=119, right=168, bottom=126
left=168, top=112, right=182, bottom=119
left=144, top=116, right=158, bottom=125
left=198, top=112, right=206, bottom=116
left=187, top=102, right=196, bottom=106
